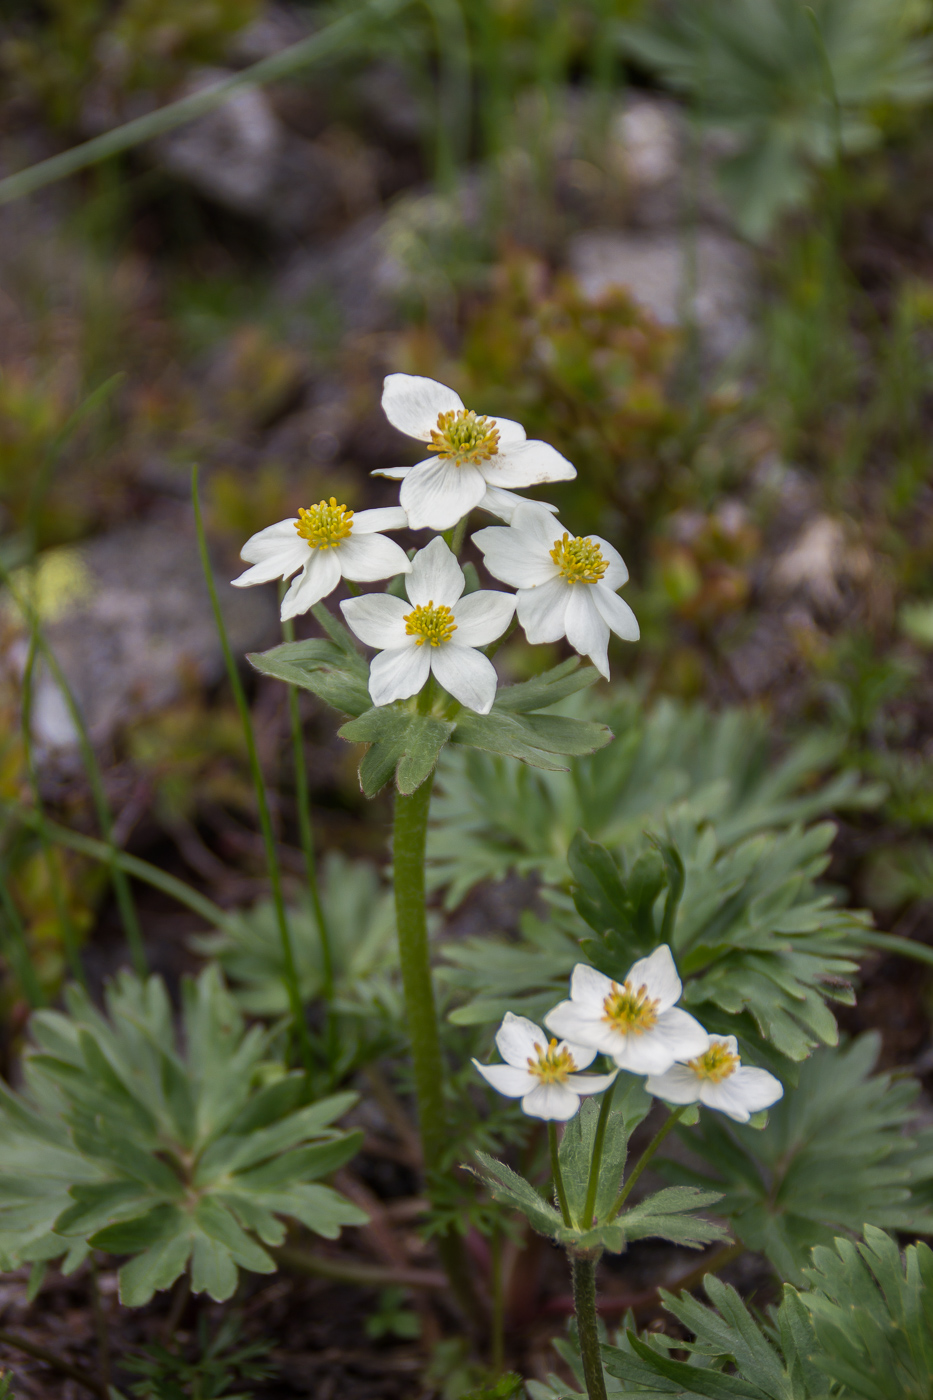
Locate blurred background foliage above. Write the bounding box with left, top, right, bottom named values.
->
left=0, top=0, right=933, bottom=1384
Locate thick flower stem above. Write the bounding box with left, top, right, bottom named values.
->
left=393, top=773, right=480, bottom=1322
left=609, top=1104, right=687, bottom=1219
left=571, top=1252, right=609, bottom=1400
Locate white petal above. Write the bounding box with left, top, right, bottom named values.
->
left=482, top=439, right=577, bottom=488
left=495, top=1012, right=547, bottom=1067
left=281, top=551, right=341, bottom=619
left=521, top=1082, right=581, bottom=1121
left=451, top=590, right=515, bottom=647
left=560, top=1040, right=598, bottom=1071
left=472, top=1060, right=536, bottom=1098
left=338, top=534, right=412, bottom=582
left=478, top=485, right=560, bottom=523
left=382, top=373, right=463, bottom=441
left=239, top=518, right=302, bottom=563
left=431, top=645, right=499, bottom=714
left=545, top=999, right=612, bottom=1049
left=406, top=535, right=465, bottom=607
left=488, top=416, right=527, bottom=447
left=516, top=577, right=571, bottom=644
left=645, top=1063, right=702, bottom=1105
left=472, top=524, right=558, bottom=589
left=564, top=587, right=610, bottom=678
left=592, top=537, right=629, bottom=590
left=511, top=504, right=568, bottom=545
left=701, top=1067, right=783, bottom=1122
left=340, top=594, right=410, bottom=649
left=233, top=539, right=308, bottom=587
left=571, top=963, right=616, bottom=1006
left=592, top=584, right=639, bottom=643
left=368, top=645, right=430, bottom=707
left=352, top=507, right=410, bottom=534
left=612, top=1009, right=709, bottom=1075
left=372, top=466, right=410, bottom=481
left=625, top=946, right=682, bottom=1012
left=565, top=1069, right=619, bottom=1096
left=401, top=457, right=488, bottom=531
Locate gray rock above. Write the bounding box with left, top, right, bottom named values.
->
left=567, top=228, right=755, bottom=363
left=2, top=504, right=277, bottom=756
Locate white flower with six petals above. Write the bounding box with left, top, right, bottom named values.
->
left=472, top=504, right=639, bottom=679
left=473, top=1011, right=617, bottom=1121
left=233, top=498, right=411, bottom=621
left=645, top=1035, right=783, bottom=1123
left=340, top=536, right=514, bottom=714
left=380, top=373, right=575, bottom=531
left=544, top=947, right=709, bottom=1076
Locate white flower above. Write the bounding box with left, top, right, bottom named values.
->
left=233, top=498, right=411, bottom=621
left=373, top=467, right=560, bottom=526
left=379, top=373, right=575, bottom=531
left=544, top=947, right=709, bottom=1076
left=472, top=504, right=639, bottom=679
left=473, top=1012, right=617, bottom=1121
left=340, top=536, right=514, bottom=714
left=645, top=1036, right=783, bottom=1124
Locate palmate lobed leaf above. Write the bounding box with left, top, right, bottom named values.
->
left=603, top=1229, right=933, bottom=1400
left=657, top=1035, right=933, bottom=1283
left=0, top=968, right=366, bottom=1304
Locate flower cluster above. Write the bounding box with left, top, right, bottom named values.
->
left=233, top=374, right=640, bottom=710
left=474, top=945, right=783, bottom=1122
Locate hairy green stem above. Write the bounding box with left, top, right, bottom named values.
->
left=281, top=617, right=334, bottom=1002
left=609, top=1105, right=686, bottom=1219
left=192, top=466, right=313, bottom=1075
left=582, top=1078, right=617, bottom=1228
left=393, top=774, right=447, bottom=1170
left=392, top=773, right=480, bottom=1321
left=571, top=1253, right=609, bottom=1400
left=549, top=1122, right=572, bottom=1226
left=0, top=0, right=410, bottom=206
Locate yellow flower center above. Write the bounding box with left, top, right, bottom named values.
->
left=428, top=408, right=500, bottom=465
left=602, top=980, right=659, bottom=1036
left=404, top=601, right=457, bottom=647
left=688, top=1042, right=740, bottom=1083
left=295, top=498, right=354, bottom=549
left=550, top=533, right=608, bottom=585
left=527, top=1038, right=577, bottom=1084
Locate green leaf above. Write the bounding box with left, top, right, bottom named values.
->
left=492, top=659, right=602, bottom=712
left=339, top=708, right=454, bottom=796
left=452, top=709, right=611, bottom=770
left=619, top=1187, right=728, bottom=1250
left=658, top=1035, right=933, bottom=1283
left=249, top=639, right=372, bottom=716
left=0, top=969, right=365, bottom=1303
left=471, top=1152, right=564, bottom=1238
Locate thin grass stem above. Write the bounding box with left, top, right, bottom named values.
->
left=192, top=465, right=313, bottom=1075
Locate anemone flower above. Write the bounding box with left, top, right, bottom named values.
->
left=645, top=1036, right=783, bottom=1123
left=340, top=536, right=514, bottom=713
left=473, top=1011, right=617, bottom=1121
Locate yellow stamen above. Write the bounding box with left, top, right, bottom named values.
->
left=428, top=408, right=500, bottom=465
left=602, top=980, right=659, bottom=1036
left=550, top=533, right=608, bottom=585
left=404, top=600, right=457, bottom=647
left=295, top=498, right=354, bottom=549
left=527, top=1038, right=577, bottom=1084
left=688, top=1042, right=740, bottom=1083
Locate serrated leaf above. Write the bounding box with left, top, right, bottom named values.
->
left=471, top=1152, right=563, bottom=1238
left=620, top=1187, right=728, bottom=1249
left=340, top=709, right=454, bottom=796
left=492, top=659, right=602, bottom=712
left=249, top=640, right=371, bottom=716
